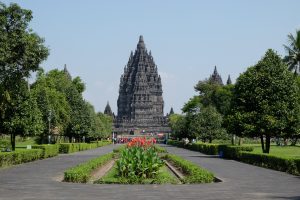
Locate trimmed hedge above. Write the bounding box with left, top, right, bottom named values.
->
left=59, top=141, right=111, bottom=154
left=64, top=152, right=114, bottom=183
left=167, top=140, right=299, bottom=176
left=163, top=154, right=214, bottom=183
left=187, top=143, right=220, bottom=155
left=239, top=151, right=300, bottom=176
left=0, top=149, right=43, bottom=167
left=167, top=140, right=254, bottom=158
left=32, top=144, right=59, bottom=158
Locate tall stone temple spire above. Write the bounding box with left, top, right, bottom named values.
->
left=114, top=36, right=170, bottom=134
left=226, top=75, right=232, bottom=85
left=209, top=66, right=223, bottom=85
left=104, top=102, right=113, bottom=117
left=63, top=64, right=72, bottom=80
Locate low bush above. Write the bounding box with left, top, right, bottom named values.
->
left=59, top=141, right=111, bottom=154
left=163, top=154, right=214, bottom=183
left=239, top=151, right=300, bottom=176
left=0, top=149, right=43, bottom=167
left=64, top=152, right=114, bottom=183
left=32, top=144, right=59, bottom=158
left=187, top=143, right=220, bottom=155
left=91, top=140, right=112, bottom=147
left=167, top=140, right=299, bottom=176
left=219, top=145, right=254, bottom=159
left=167, top=140, right=184, bottom=147
left=153, top=145, right=167, bottom=153
left=168, top=140, right=254, bottom=158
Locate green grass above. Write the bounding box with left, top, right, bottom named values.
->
left=250, top=145, right=300, bottom=159
left=95, top=164, right=179, bottom=184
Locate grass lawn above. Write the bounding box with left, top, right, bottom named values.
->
left=250, top=145, right=300, bottom=159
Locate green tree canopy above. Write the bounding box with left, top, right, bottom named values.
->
left=229, top=49, right=300, bottom=153
left=0, top=2, right=49, bottom=150
left=169, top=114, right=187, bottom=139
left=190, top=106, right=226, bottom=143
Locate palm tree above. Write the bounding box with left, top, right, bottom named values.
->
left=283, top=30, right=300, bottom=75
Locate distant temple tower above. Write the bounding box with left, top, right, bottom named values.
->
left=209, top=66, right=223, bottom=85
left=104, top=102, right=113, bottom=117
left=226, top=75, right=232, bottom=85
left=114, top=36, right=170, bottom=134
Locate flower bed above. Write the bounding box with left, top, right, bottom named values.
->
left=64, top=138, right=217, bottom=184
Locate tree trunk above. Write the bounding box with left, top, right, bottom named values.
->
left=260, top=135, right=265, bottom=153
left=238, top=137, right=243, bottom=146
left=209, top=138, right=212, bottom=143
left=291, top=138, right=298, bottom=146
left=231, top=134, right=236, bottom=145
left=265, top=134, right=270, bottom=153
left=11, top=133, right=16, bottom=151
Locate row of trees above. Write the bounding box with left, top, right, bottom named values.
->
left=170, top=30, right=300, bottom=153
left=0, top=3, right=112, bottom=150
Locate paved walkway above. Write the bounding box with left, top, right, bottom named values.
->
left=0, top=144, right=299, bottom=200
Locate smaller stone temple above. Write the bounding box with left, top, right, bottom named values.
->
left=114, top=36, right=170, bottom=134
left=209, top=66, right=232, bottom=86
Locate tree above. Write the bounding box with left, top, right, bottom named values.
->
left=283, top=30, right=300, bottom=74
left=229, top=49, right=300, bottom=153
left=194, top=80, right=233, bottom=116
left=0, top=3, right=49, bottom=149
left=169, top=114, right=187, bottom=139
left=31, top=73, right=71, bottom=142
left=190, top=106, right=226, bottom=143
left=95, top=112, right=113, bottom=139
left=1, top=80, right=44, bottom=150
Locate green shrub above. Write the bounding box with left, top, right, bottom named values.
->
left=188, top=143, right=220, bottom=155
left=239, top=151, right=300, bottom=175
left=153, top=145, right=167, bottom=153
left=64, top=152, right=114, bottom=183
left=167, top=140, right=254, bottom=158
left=0, top=149, right=43, bottom=167
left=32, top=144, right=59, bottom=158
left=163, top=154, right=214, bottom=183
left=219, top=145, right=254, bottom=159
left=59, top=141, right=111, bottom=154
left=167, top=140, right=184, bottom=147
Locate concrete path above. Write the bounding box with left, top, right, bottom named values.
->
left=0, top=144, right=299, bottom=200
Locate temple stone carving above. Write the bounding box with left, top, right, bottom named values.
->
left=114, top=36, right=170, bottom=134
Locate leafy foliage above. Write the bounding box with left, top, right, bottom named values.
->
left=169, top=114, right=187, bottom=139
left=64, top=152, right=114, bottom=183
left=228, top=49, right=300, bottom=153
left=0, top=2, right=49, bottom=150
left=116, top=138, right=163, bottom=182
left=189, top=106, right=226, bottom=143
left=163, top=154, right=214, bottom=183
left=32, top=144, right=59, bottom=158
left=283, top=29, right=300, bottom=74
left=0, top=149, right=43, bottom=167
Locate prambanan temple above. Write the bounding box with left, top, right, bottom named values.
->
left=113, top=36, right=170, bottom=134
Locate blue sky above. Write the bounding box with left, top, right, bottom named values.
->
left=2, top=0, right=300, bottom=114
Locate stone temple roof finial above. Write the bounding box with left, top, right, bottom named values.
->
left=139, top=35, right=144, bottom=43
left=137, top=35, right=145, bottom=49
